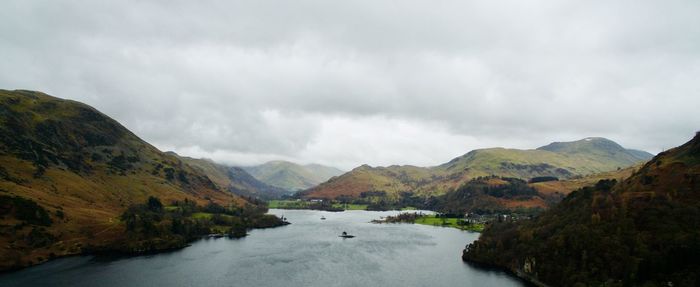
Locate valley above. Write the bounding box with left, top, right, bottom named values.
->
left=243, top=161, right=344, bottom=192
left=2, top=1, right=697, bottom=286
left=0, top=209, right=525, bottom=287
left=0, top=90, right=695, bottom=287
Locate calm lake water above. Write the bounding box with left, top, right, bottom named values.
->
left=0, top=210, right=525, bottom=287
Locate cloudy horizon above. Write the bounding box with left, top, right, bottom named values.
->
left=2, top=0, right=699, bottom=170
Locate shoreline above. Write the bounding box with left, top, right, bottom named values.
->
left=370, top=212, right=485, bottom=232
left=0, top=219, right=291, bottom=274
left=372, top=220, right=484, bottom=232
left=461, top=253, right=550, bottom=287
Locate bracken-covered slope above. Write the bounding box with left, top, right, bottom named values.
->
left=242, top=160, right=343, bottom=192
left=423, top=166, right=642, bottom=215
left=530, top=164, right=641, bottom=199
left=299, top=164, right=444, bottom=200
left=462, top=133, right=700, bottom=287
left=0, top=90, right=245, bottom=271
left=425, top=176, right=548, bottom=214
left=303, top=138, right=652, bottom=200
left=179, top=156, right=289, bottom=199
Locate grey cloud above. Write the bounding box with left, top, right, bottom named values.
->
left=1, top=0, right=699, bottom=169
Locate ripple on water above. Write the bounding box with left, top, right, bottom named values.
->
left=0, top=210, right=526, bottom=287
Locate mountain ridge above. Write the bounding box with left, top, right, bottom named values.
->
left=174, top=155, right=289, bottom=200
left=303, top=137, right=654, bottom=200
left=243, top=160, right=343, bottom=192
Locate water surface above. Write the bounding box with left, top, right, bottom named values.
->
left=0, top=210, right=524, bottom=287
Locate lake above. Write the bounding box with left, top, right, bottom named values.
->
left=0, top=210, right=525, bottom=287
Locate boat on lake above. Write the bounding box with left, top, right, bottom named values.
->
left=339, top=231, right=355, bottom=238
left=321, top=216, right=326, bottom=220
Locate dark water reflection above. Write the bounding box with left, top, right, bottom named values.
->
left=0, top=209, right=525, bottom=287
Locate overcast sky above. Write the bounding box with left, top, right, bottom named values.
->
left=2, top=0, right=699, bottom=170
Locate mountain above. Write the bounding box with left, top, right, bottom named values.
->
left=440, top=137, right=652, bottom=177
left=0, top=90, right=261, bottom=271
left=302, top=138, right=653, bottom=200
left=536, top=137, right=653, bottom=162
left=178, top=156, right=288, bottom=199
left=300, top=164, right=443, bottom=199
left=425, top=176, right=547, bottom=214
left=243, top=160, right=343, bottom=192
left=530, top=163, right=641, bottom=199
left=462, top=133, right=700, bottom=286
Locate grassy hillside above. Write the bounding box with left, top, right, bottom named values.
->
left=303, top=138, right=652, bottom=201
left=537, top=137, right=652, bottom=160
left=178, top=156, right=288, bottom=199
left=531, top=164, right=641, bottom=199
left=300, top=164, right=444, bottom=200
left=462, top=133, right=700, bottom=286
left=441, top=137, right=651, bottom=177
left=243, top=160, right=343, bottom=192
left=0, top=90, right=258, bottom=271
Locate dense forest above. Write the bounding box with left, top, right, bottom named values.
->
left=113, top=196, right=288, bottom=253
left=424, top=176, right=543, bottom=215
left=463, top=133, right=700, bottom=287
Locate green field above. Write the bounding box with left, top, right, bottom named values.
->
left=414, top=215, right=484, bottom=232
left=331, top=203, right=368, bottom=210
left=164, top=206, right=179, bottom=211
left=191, top=212, right=214, bottom=219
left=268, top=200, right=310, bottom=209
left=268, top=200, right=370, bottom=210
left=268, top=200, right=420, bottom=212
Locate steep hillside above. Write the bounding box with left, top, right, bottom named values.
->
left=530, top=164, right=641, bottom=199
left=177, top=156, right=288, bottom=199
left=462, top=133, right=700, bottom=286
left=243, top=160, right=343, bottom=192
left=303, top=138, right=652, bottom=200
left=425, top=176, right=547, bottom=214
left=441, top=137, right=652, bottom=177
left=423, top=168, right=642, bottom=215
left=300, top=164, right=444, bottom=199
left=537, top=136, right=653, bottom=162
left=0, top=90, right=247, bottom=271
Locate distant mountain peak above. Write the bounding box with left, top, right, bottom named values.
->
left=537, top=137, right=623, bottom=152
left=354, top=164, right=373, bottom=170
left=243, top=160, right=343, bottom=191
left=536, top=137, right=652, bottom=161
